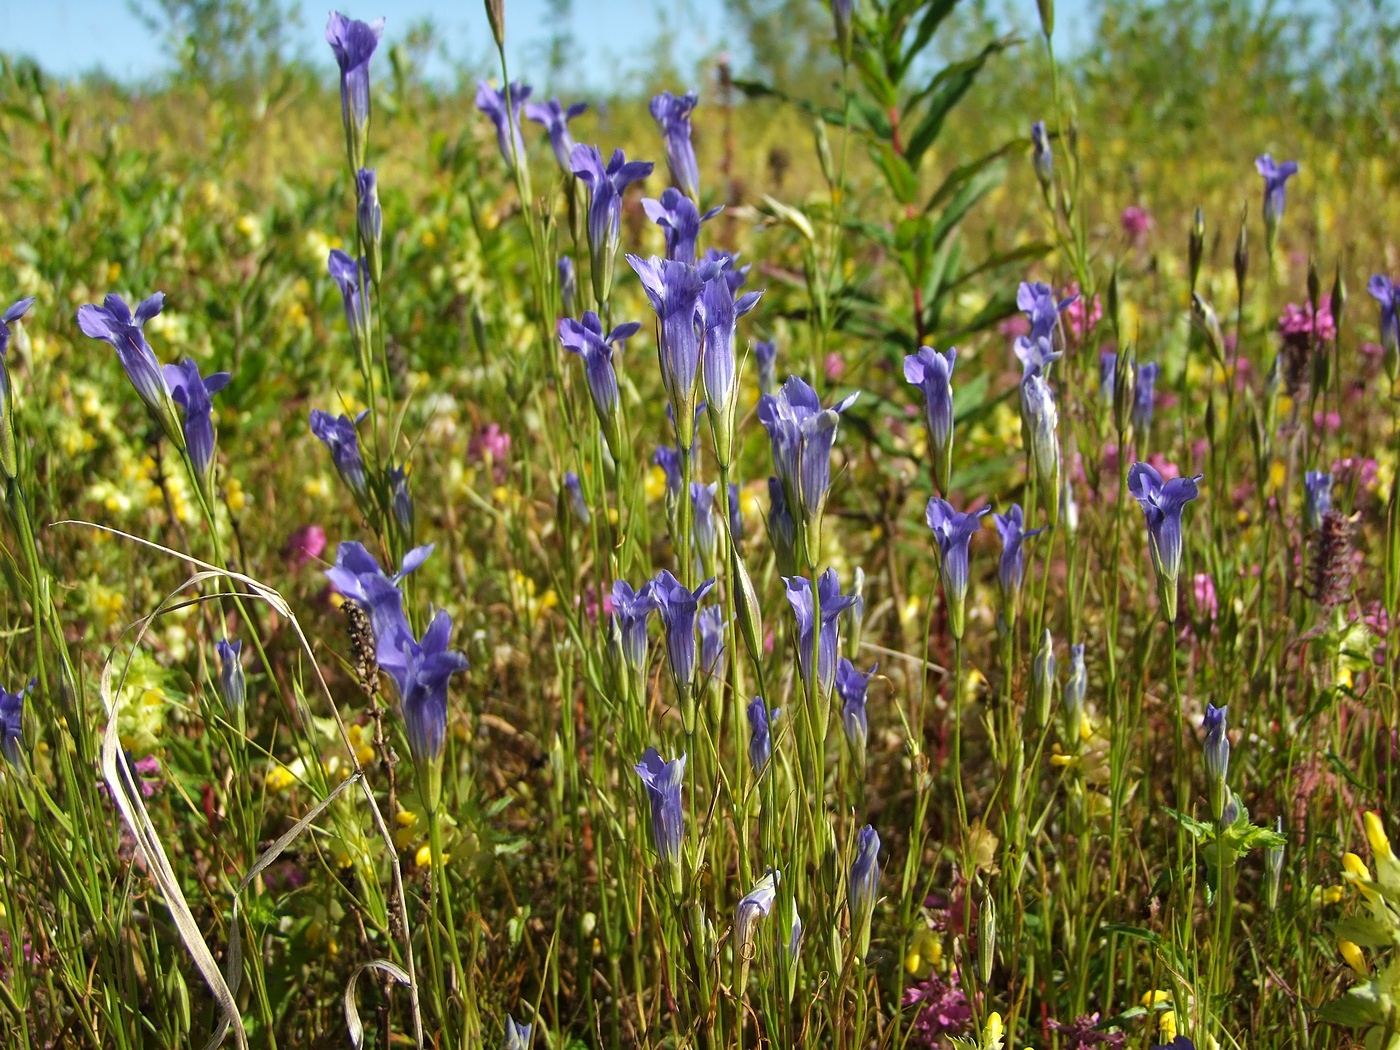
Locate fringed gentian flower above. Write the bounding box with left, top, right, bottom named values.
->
left=767, top=476, right=798, bottom=577
left=0, top=296, right=33, bottom=479
left=735, top=868, right=779, bottom=960
left=627, top=254, right=706, bottom=449
left=1369, top=274, right=1400, bottom=382
left=559, top=256, right=577, bottom=316
left=836, top=657, right=875, bottom=762
left=1063, top=644, right=1086, bottom=747
left=310, top=409, right=369, bottom=497
left=904, top=345, right=957, bottom=495
left=758, top=376, right=859, bottom=562
left=328, top=249, right=371, bottom=348
left=1021, top=370, right=1061, bottom=525
left=1203, top=702, right=1230, bottom=820
left=1133, top=361, right=1159, bottom=435
left=1017, top=280, right=1076, bottom=344
left=558, top=311, right=639, bottom=458
left=356, top=167, right=382, bottom=283
left=926, top=498, right=991, bottom=640
left=635, top=746, right=686, bottom=891
left=163, top=358, right=230, bottom=486
left=324, top=541, right=433, bottom=638
left=577, top=148, right=654, bottom=305
left=1014, top=334, right=1060, bottom=379
left=643, top=187, right=719, bottom=264
left=783, top=569, right=858, bottom=698
left=326, top=12, right=384, bottom=169
left=692, top=481, right=719, bottom=572
left=698, top=605, right=725, bottom=680
left=651, top=570, right=716, bottom=732
left=563, top=471, right=589, bottom=525
left=76, top=292, right=182, bottom=446
left=388, top=464, right=413, bottom=536
left=214, top=638, right=246, bottom=716
left=848, top=824, right=881, bottom=959
left=755, top=339, right=777, bottom=396
left=992, top=503, right=1042, bottom=625
left=831, top=0, right=854, bottom=61
left=0, top=679, right=31, bottom=771
left=650, top=90, right=700, bottom=199
left=476, top=80, right=532, bottom=173
left=1030, top=120, right=1052, bottom=189
left=1099, top=350, right=1117, bottom=403
left=611, top=579, right=657, bottom=675
left=727, top=482, right=741, bottom=543
left=1304, top=470, right=1332, bottom=533
left=747, top=698, right=773, bottom=774
left=700, top=254, right=762, bottom=464
left=653, top=445, right=683, bottom=502
left=504, top=1016, right=532, bottom=1050
left=1031, top=628, right=1055, bottom=728
left=525, top=97, right=588, bottom=173
left=1256, top=153, right=1298, bottom=254
left=1127, top=461, right=1203, bottom=624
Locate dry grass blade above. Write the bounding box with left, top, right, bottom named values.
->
left=344, top=959, right=413, bottom=1049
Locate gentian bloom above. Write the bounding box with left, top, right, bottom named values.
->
left=692, top=481, right=719, bottom=571
left=1031, top=628, right=1055, bottom=728
left=991, top=504, right=1043, bottom=624
left=504, top=1016, right=532, bottom=1050
left=524, top=97, right=588, bottom=173
left=635, top=746, right=687, bottom=890
left=1017, top=280, right=1076, bottom=344
left=653, top=445, right=683, bottom=502
left=377, top=608, right=470, bottom=807
left=0, top=297, right=34, bottom=479
left=1255, top=153, right=1298, bottom=252
left=755, top=339, right=777, bottom=396
left=563, top=471, right=590, bottom=524
left=356, top=167, right=382, bottom=283
left=558, top=311, right=639, bottom=457
left=904, top=345, right=957, bottom=495
left=699, top=605, right=725, bottom=680
left=627, top=254, right=707, bottom=449
left=577, top=148, right=654, bottom=305
left=727, top=482, right=741, bottom=543
left=926, top=498, right=991, bottom=640
left=163, top=358, right=230, bottom=484
left=324, top=540, right=434, bottom=646
left=1127, top=461, right=1204, bottom=624
left=1203, top=702, right=1230, bottom=820
left=1063, top=644, right=1086, bottom=746
left=643, top=187, right=719, bottom=264
left=758, top=376, right=859, bottom=561
left=309, top=409, right=369, bottom=497
left=610, top=579, right=657, bottom=676
left=388, top=464, right=413, bottom=535
left=1021, top=370, right=1061, bottom=525
left=747, top=698, right=773, bottom=774
left=1014, top=335, right=1060, bottom=379
left=214, top=638, right=246, bottom=716
left=1133, top=361, right=1159, bottom=435
left=835, top=657, right=875, bottom=760
left=735, top=868, right=779, bottom=955
left=699, top=255, right=762, bottom=464
left=1099, top=350, right=1117, bottom=403
left=558, top=256, right=577, bottom=316
left=848, top=824, right=881, bottom=958
left=76, top=292, right=182, bottom=445
left=325, top=12, right=384, bottom=169
left=1303, top=470, right=1332, bottom=532
left=649, top=90, right=700, bottom=199
left=0, top=679, right=31, bottom=771
left=831, top=0, right=854, bottom=61
left=783, top=569, right=858, bottom=698
left=1030, top=120, right=1052, bottom=189
left=651, top=570, right=716, bottom=731
left=1368, top=274, right=1400, bottom=381
left=767, top=476, right=798, bottom=577
left=476, top=80, right=532, bottom=172
left=327, top=249, right=371, bottom=347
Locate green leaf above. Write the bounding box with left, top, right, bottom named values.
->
left=852, top=46, right=899, bottom=109
left=731, top=79, right=871, bottom=138
left=928, top=161, right=1006, bottom=249
left=895, top=0, right=960, bottom=81
left=873, top=144, right=921, bottom=206
left=924, top=141, right=1023, bottom=215
left=903, top=36, right=1015, bottom=167
left=1332, top=915, right=1398, bottom=949
left=1315, top=985, right=1389, bottom=1027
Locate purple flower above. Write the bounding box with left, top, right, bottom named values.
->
left=477, top=80, right=532, bottom=172
left=651, top=570, right=717, bottom=724
left=836, top=657, right=875, bottom=757
left=755, top=339, right=777, bottom=396
left=1255, top=153, right=1299, bottom=241
left=784, top=569, right=858, bottom=697
left=326, top=12, right=384, bottom=168
left=1133, top=361, right=1159, bottom=434
left=163, top=358, right=230, bottom=481
left=0, top=679, right=31, bottom=770
left=1017, top=280, right=1076, bottom=344
left=746, top=697, right=773, bottom=773
left=653, top=445, right=683, bottom=501
left=76, top=292, right=179, bottom=439
left=699, top=605, right=725, bottom=679
left=327, top=249, right=370, bottom=345
left=848, top=824, right=881, bottom=956
left=635, top=746, right=686, bottom=886
left=309, top=409, right=369, bottom=496
left=558, top=255, right=577, bottom=316
left=758, top=376, right=859, bottom=556
left=577, top=147, right=654, bottom=303
left=1046, top=1012, right=1126, bottom=1049
left=767, top=476, right=797, bottom=576
left=735, top=868, right=780, bottom=954
left=356, top=167, right=382, bottom=280
left=388, top=464, right=412, bottom=535
left=992, top=503, right=1043, bottom=619
left=903, top=969, right=973, bottom=1044
left=627, top=254, right=706, bottom=448
left=1021, top=370, right=1061, bottom=520
left=699, top=254, right=762, bottom=460
left=1099, top=350, right=1117, bottom=402
left=642, top=187, right=719, bottom=264
left=214, top=638, right=245, bottom=714
left=558, top=311, right=639, bottom=456
left=1127, top=461, right=1203, bottom=623
left=378, top=608, right=470, bottom=780
left=325, top=540, right=434, bottom=653
left=0, top=297, right=33, bottom=478
left=504, top=1016, right=532, bottom=1050
left=1203, top=702, right=1230, bottom=782
left=0, top=297, right=34, bottom=358
left=524, top=97, right=588, bottom=173
left=563, top=471, right=589, bottom=524
left=1014, top=334, right=1060, bottom=379
left=650, top=90, right=700, bottom=199
left=692, top=481, right=719, bottom=565
left=1030, top=120, right=1052, bottom=187
left=611, top=579, right=657, bottom=672
left=904, top=346, right=957, bottom=494
left=1304, top=470, right=1331, bottom=532
left=1369, top=274, right=1399, bottom=366
left=926, top=498, right=990, bottom=640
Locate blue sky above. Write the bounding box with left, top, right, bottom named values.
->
left=0, top=0, right=1093, bottom=87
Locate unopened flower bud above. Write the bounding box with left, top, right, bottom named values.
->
left=1189, top=206, right=1205, bottom=292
